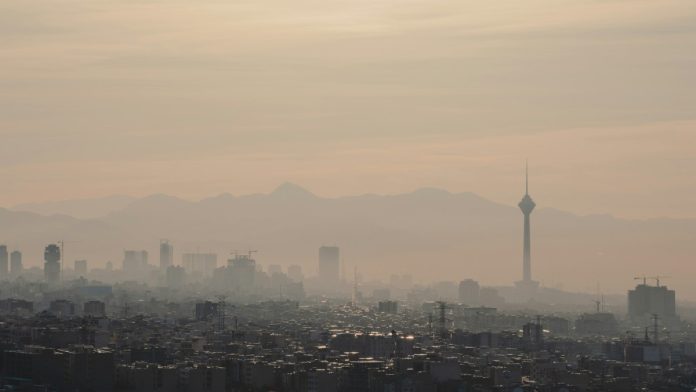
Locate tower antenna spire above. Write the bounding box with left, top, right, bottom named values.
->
left=525, top=160, right=529, bottom=195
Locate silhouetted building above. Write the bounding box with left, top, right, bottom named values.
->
left=575, top=312, right=619, bottom=335
left=78, top=285, right=113, bottom=299
left=123, top=250, right=148, bottom=275
left=378, top=301, right=398, bottom=314
left=74, top=259, right=88, bottom=276
left=285, top=281, right=306, bottom=300
left=44, top=244, right=61, bottom=284
left=166, top=265, right=186, bottom=288
left=182, top=252, right=217, bottom=277
left=84, top=300, right=106, bottom=317
left=195, top=301, right=219, bottom=321
left=49, top=299, right=76, bottom=317
left=0, top=245, right=8, bottom=279
left=628, top=282, right=676, bottom=320
left=160, top=240, right=173, bottom=269
left=543, top=316, right=571, bottom=335
left=4, top=346, right=115, bottom=391
left=479, top=287, right=505, bottom=307
left=458, top=279, right=480, bottom=305
left=0, top=298, right=33, bottom=314
left=10, top=250, right=22, bottom=276
left=523, top=319, right=543, bottom=346
left=228, top=254, right=256, bottom=293
left=288, top=264, right=304, bottom=282
left=318, top=246, right=340, bottom=285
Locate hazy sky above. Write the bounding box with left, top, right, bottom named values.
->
left=2, top=0, right=695, bottom=219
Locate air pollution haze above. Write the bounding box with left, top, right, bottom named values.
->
left=2, top=0, right=696, bottom=295
left=3, top=1, right=696, bottom=390
left=2, top=183, right=696, bottom=298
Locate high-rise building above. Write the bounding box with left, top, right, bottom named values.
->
left=268, top=264, right=282, bottom=275
left=195, top=301, right=219, bottom=321
left=287, top=264, right=304, bottom=282
left=227, top=254, right=256, bottom=293
left=44, top=244, right=61, bottom=284
left=628, top=282, right=676, bottom=320
left=182, top=253, right=217, bottom=277
left=84, top=300, right=106, bottom=317
left=160, top=240, right=173, bottom=269
left=377, top=301, right=398, bottom=314
left=318, top=246, right=340, bottom=285
left=458, top=279, right=480, bottom=305
left=515, top=163, right=539, bottom=293
left=0, top=245, right=8, bottom=279
left=166, top=265, right=186, bottom=288
left=10, top=251, right=22, bottom=276
left=123, top=250, right=148, bottom=275
left=74, top=259, right=88, bottom=276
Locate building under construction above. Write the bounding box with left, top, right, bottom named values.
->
left=628, top=278, right=676, bottom=321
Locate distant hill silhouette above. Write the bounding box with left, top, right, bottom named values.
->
left=4, top=183, right=696, bottom=299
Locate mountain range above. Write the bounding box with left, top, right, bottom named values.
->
left=3, top=183, right=695, bottom=299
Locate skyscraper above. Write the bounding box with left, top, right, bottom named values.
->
left=516, top=163, right=539, bottom=292
left=318, top=246, right=340, bottom=285
left=0, top=245, right=8, bottom=279
left=160, top=240, right=173, bottom=269
left=10, top=251, right=22, bottom=276
left=44, top=244, right=61, bottom=284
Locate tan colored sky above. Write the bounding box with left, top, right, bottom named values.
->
left=1, top=0, right=695, bottom=219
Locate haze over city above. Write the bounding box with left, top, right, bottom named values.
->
left=1, top=1, right=695, bottom=391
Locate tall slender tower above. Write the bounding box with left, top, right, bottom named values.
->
left=516, top=162, right=539, bottom=291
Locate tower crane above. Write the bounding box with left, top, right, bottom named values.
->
left=649, top=276, right=670, bottom=287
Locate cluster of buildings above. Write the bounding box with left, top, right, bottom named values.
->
left=0, top=288, right=695, bottom=391
left=0, top=171, right=691, bottom=390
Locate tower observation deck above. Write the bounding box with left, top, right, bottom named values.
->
left=516, top=163, right=539, bottom=293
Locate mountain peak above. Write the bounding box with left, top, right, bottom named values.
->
left=270, top=182, right=316, bottom=199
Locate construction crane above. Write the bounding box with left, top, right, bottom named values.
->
left=593, top=300, right=601, bottom=313
left=634, top=276, right=648, bottom=285
left=649, top=276, right=670, bottom=287
left=57, top=240, right=79, bottom=283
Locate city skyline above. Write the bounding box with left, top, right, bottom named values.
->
left=1, top=1, right=695, bottom=389
left=2, top=179, right=694, bottom=300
